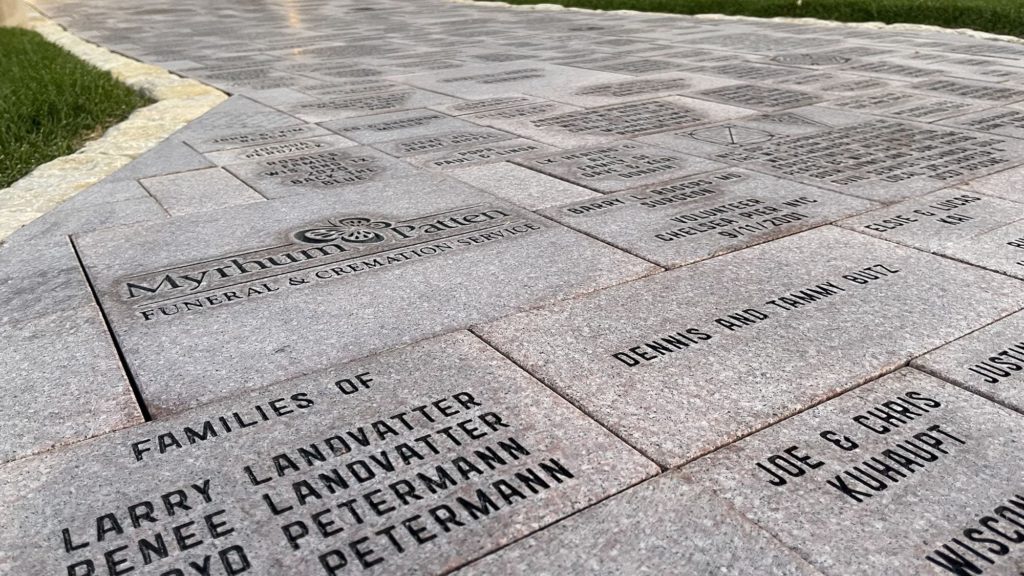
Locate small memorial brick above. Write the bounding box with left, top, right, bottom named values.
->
left=546, top=74, right=711, bottom=107
left=933, top=218, right=1024, bottom=281
left=642, top=107, right=1024, bottom=203
left=514, top=141, right=726, bottom=193
left=225, top=147, right=420, bottom=198
left=320, top=110, right=489, bottom=144
left=186, top=125, right=336, bottom=154
left=431, top=96, right=547, bottom=116
left=204, top=136, right=357, bottom=166
left=285, top=90, right=460, bottom=122
left=942, top=106, right=1024, bottom=140
left=449, top=163, right=598, bottom=210
left=506, top=97, right=750, bottom=147
left=407, top=139, right=556, bottom=170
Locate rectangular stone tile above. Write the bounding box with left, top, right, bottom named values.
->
left=513, top=141, right=727, bottom=193
left=542, top=168, right=877, bottom=268
left=141, top=168, right=266, bottom=216
left=73, top=177, right=658, bottom=416
left=402, top=138, right=557, bottom=171
left=934, top=218, right=1024, bottom=281
left=0, top=331, right=658, bottom=574
left=941, top=105, right=1024, bottom=139
left=913, top=310, right=1024, bottom=414
left=430, top=95, right=549, bottom=117
left=689, top=62, right=804, bottom=83
left=297, top=79, right=409, bottom=99
left=907, top=78, right=1024, bottom=104
left=528, top=73, right=732, bottom=108
left=461, top=100, right=582, bottom=140
left=0, top=305, right=143, bottom=464
left=61, top=179, right=152, bottom=208
left=398, top=62, right=632, bottom=99
left=466, top=97, right=751, bottom=148
left=564, top=57, right=690, bottom=76
left=455, top=470, right=821, bottom=576
left=823, top=90, right=991, bottom=123
left=0, top=237, right=94, bottom=325
left=184, top=124, right=338, bottom=153
left=319, top=109, right=489, bottom=144
left=842, top=60, right=944, bottom=80
left=474, top=226, right=1024, bottom=467
left=449, top=163, right=599, bottom=211
left=641, top=107, right=1024, bottom=203
left=178, top=96, right=305, bottom=139
left=202, top=135, right=357, bottom=166
left=370, top=128, right=517, bottom=158
left=959, top=164, right=1024, bottom=203
left=283, top=89, right=462, bottom=122
left=837, top=190, right=1024, bottom=253
left=6, top=193, right=168, bottom=243
left=778, top=72, right=898, bottom=95
left=225, top=147, right=421, bottom=199
left=103, top=137, right=215, bottom=183
left=685, top=368, right=1024, bottom=576
left=692, top=83, right=823, bottom=111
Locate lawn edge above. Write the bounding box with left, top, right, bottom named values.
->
left=455, top=0, right=1024, bottom=46
left=0, top=4, right=228, bottom=243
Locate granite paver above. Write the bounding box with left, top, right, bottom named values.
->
left=685, top=368, right=1024, bottom=575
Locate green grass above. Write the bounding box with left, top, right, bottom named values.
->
left=0, top=27, right=151, bottom=188
left=498, top=0, right=1024, bottom=38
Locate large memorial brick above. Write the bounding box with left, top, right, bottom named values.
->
left=72, top=178, right=657, bottom=416
left=475, top=227, right=1024, bottom=466
left=541, top=168, right=876, bottom=267
left=0, top=332, right=657, bottom=574
left=685, top=368, right=1024, bottom=575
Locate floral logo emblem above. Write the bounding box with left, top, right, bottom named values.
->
left=293, top=217, right=393, bottom=244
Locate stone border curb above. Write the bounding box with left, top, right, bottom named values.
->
left=455, top=0, right=1024, bottom=46
left=0, top=4, right=227, bottom=242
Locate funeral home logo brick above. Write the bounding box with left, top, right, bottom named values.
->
left=118, top=205, right=544, bottom=322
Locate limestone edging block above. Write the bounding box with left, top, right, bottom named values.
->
left=0, top=4, right=226, bottom=243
